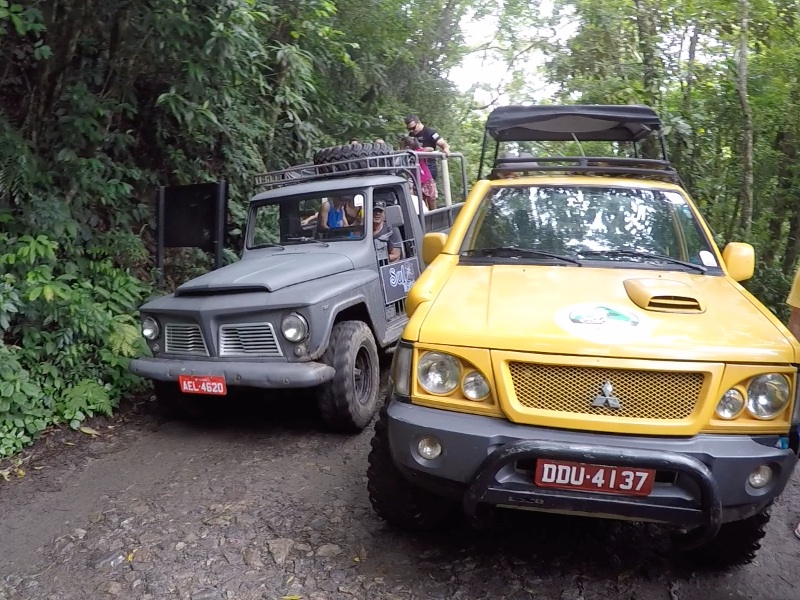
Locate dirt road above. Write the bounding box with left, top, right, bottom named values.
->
left=1, top=390, right=799, bottom=600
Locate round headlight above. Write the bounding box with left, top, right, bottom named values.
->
left=417, top=352, right=460, bottom=395
left=715, top=389, right=744, bottom=420
left=281, top=313, right=308, bottom=342
left=462, top=371, right=490, bottom=400
left=746, top=374, right=790, bottom=419
left=141, top=317, right=160, bottom=340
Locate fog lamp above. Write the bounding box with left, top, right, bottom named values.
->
left=747, top=465, right=773, bottom=489
left=417, top=436, right=442, bottom=460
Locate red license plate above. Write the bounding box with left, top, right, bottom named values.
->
left=178, top=375, right=227, bottom=396
left=534, top=459, right=655, bottom=497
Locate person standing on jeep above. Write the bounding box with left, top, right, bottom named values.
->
left=317, top=195, right=350, bottom=232
left=404, top=114, right=451, bottom=189
left=785, top=268, right=800, bottom=540
left=372, top=200, right=402, bottom=263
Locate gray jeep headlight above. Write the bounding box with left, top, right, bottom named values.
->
left=141, top=317, right=160, bottom=340
left=281, top=313, right=308, bottom=342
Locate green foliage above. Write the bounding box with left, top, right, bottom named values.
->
left=0, top=0, right=481, bottom=456
left=0, top=221, right=150, bottom=456
left=478, top=0, right=800, bottom=320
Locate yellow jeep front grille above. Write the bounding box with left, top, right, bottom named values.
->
left=508, top=362, right=703, bottom=420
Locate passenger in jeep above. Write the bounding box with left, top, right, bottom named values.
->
left=317, top=195, right=350, bottom=231
left=372, top=200, right=401, bottom=263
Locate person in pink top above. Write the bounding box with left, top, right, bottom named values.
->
left=400, top=136, right=437, bottom=210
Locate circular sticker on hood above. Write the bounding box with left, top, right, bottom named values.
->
left=554, top=303, right=650, bottom=343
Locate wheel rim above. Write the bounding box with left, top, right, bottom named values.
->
left=353, top=345, right=374, bottom=406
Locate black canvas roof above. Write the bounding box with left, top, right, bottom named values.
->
left=485, top=104, right=663, bottom=142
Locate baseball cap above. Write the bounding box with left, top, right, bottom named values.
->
left=373, top=199, right=386, bottom=211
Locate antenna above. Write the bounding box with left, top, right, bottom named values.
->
left=571, top=132, right=586, bottom=157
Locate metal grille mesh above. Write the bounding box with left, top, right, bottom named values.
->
left=164, top=323, right=208, bottom=356
left=219, top=323, right=282, bottom=357
left=508, top=362, right=703, bottom=420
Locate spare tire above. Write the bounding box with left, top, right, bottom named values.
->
left=313, top=142, right=395, bottom=173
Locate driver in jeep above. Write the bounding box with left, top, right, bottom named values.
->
left=372, top=200, right=402, bottom=263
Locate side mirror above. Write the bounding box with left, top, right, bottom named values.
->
left=422, top=232, right=447, bottom=265
left=722, top=242, right=755, bottom=282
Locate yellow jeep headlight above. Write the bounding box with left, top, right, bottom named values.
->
left=746, top=374, right=790, bottom=420
left=462, top=371, right=491, bottom=400
left=715, top=389, right=745, bottom=420
left=417, top=352, right=460, bottom=395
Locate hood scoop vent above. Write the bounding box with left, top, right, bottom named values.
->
left=646, top=295, right=703, bottom=312
left=623, top=278, right=705, bottom=314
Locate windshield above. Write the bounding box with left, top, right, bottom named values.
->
left=462, top=185, right=719, bottom=271
left=248, top=190, right=367, bottom=249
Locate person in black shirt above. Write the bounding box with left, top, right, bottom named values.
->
left=404, top=114, right=451, bottom=181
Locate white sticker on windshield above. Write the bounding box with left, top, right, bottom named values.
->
left=353, top=194, right=364, bottom=207
left=698, top=251, right=717, bottom=267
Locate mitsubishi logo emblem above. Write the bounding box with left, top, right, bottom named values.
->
left=591, top=380, right=621, bottom=409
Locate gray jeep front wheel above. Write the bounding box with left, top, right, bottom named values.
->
left=317, top=320, right=380, bottom=432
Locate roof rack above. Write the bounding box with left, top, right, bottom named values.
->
left=477, top=104, right=675, bottom=181
left=253, top=152, right=421, bottom=193
left=485, top=104, right=663, bottom=143
left=490, top=156, right=682, bottom=185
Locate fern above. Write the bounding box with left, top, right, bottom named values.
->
left=108, top=316, right=146, bottom=358
left=58, top=380, right=113, bottom=427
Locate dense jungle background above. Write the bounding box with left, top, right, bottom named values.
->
left=2, top=0, right=800, bottom=457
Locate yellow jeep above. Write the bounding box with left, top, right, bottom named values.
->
left=366, top=104, right=800, bottom=568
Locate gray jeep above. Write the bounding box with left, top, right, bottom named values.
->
left=129, top=143, right=466, bottom=431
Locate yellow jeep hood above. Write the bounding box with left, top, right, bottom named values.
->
left=418, top=265, right=796, bottom=363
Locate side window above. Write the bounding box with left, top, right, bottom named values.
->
left=374, top=188, right=400, bottom=207
left=674, top=202, right=717, bottom=266
left=252, top=205, right=279, bottom=247
left=374, top=187, right=407, bottom=235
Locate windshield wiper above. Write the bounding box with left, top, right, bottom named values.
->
left=256, top=243, right=285, bottom=250
left=462, top=246, right=582, bottom=266
left=285, top=237, right=330, bottom=247
left=579, top=250, right=707, bottom=273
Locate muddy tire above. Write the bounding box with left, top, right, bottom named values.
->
left=674, top=504, right=771, bottom=569
left=153, top=381, right=216, bottom=420
left=367, top=404, right=456, bottom=530
left=313, top=142, right=394, bottom=172
left=317, top=320, right=380, bottom=432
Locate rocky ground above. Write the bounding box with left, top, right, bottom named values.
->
left=1, top=384, right=799, bottom=600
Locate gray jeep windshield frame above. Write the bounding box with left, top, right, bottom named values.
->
left=459, top=183, right=722, bottom=274
left=246, top=187, right=369, bottom=250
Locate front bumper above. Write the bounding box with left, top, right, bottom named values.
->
left=386, top=400, right=798, bottom=546
left=129, top=357, right=335, bottom=389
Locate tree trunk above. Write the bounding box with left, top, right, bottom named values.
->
left=782, top=206, right=800, bottom=275
left=633, top=0, right=660, bottom=158
left=674, top=22, right=699, bottom=187
left=736, top=0, right=754, bottom=236
left=763, top=130, right=795, bottom=265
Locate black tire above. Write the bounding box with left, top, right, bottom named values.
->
left=313, top=142, right=394, bottom=172
left=674, top=504, right=771, bottom=569
left=317, top=320, right=381, bottom=432
left=367, top=404, right=456, bottom=530
left=153, top=381, right=216, bottom=420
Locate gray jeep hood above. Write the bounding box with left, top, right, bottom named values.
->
left=175, top=251, right=354, bottom=295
